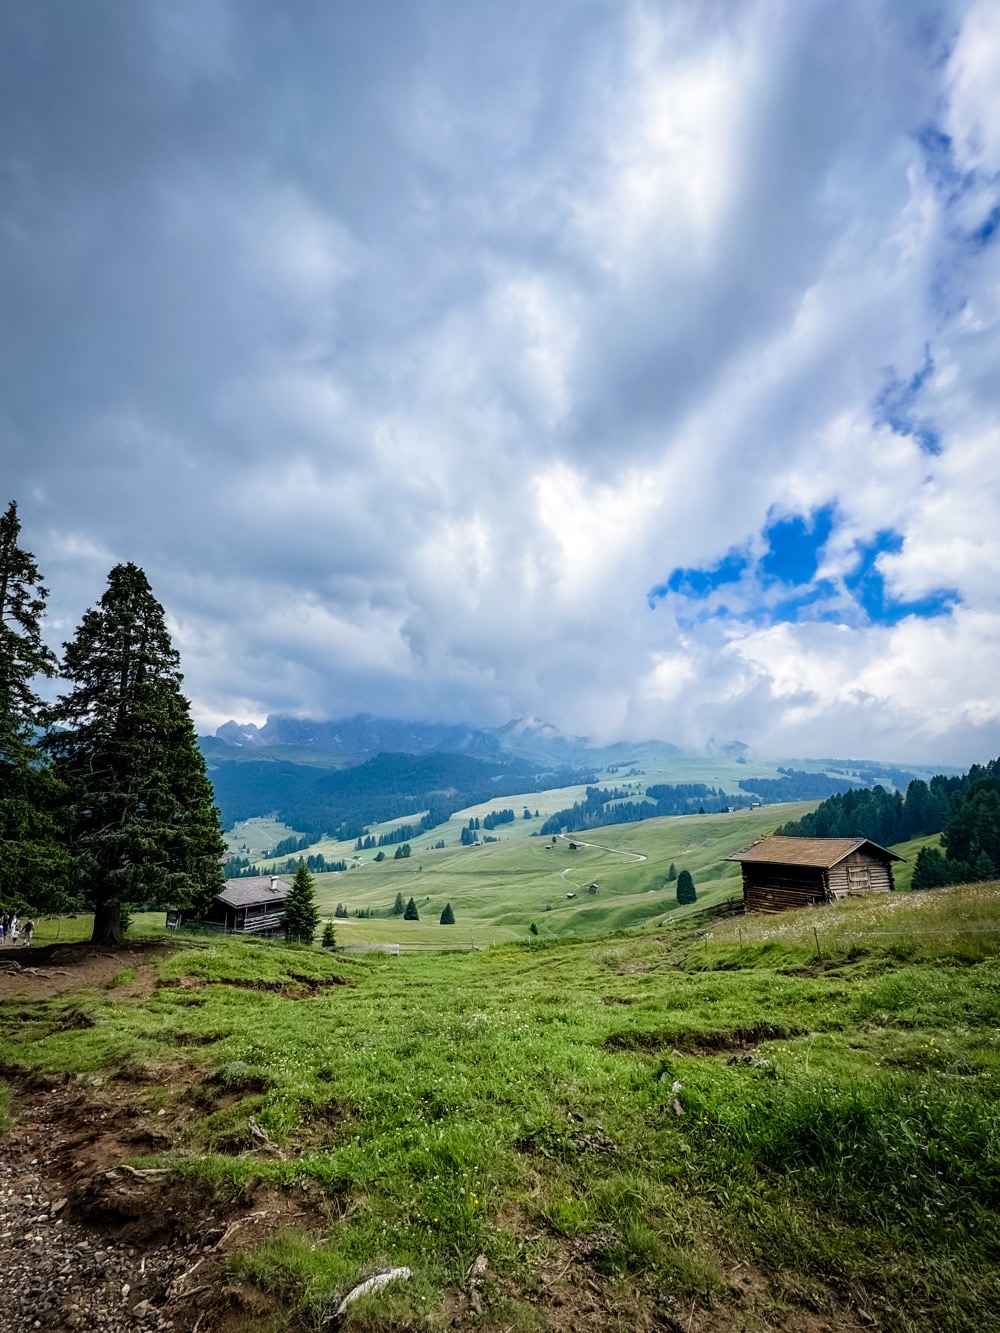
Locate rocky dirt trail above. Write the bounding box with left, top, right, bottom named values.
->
left=0, top=943, right=330, bottom=1331
left=0, top=1069, right=313, bottom=1332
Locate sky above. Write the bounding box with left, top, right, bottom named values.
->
left=2, top=0, right=999, bottom=765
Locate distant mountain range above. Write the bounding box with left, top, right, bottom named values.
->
left=202, top=711, right=689, bottom=770
left=198, top=712, right=691, bottom=838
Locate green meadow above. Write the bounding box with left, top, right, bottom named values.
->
left=3, top=880, right=999, bottom=1330
left=290, top=804, right=820, bottom=944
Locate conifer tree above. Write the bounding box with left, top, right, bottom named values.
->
left=439, top=902, right=455, bottom=924
left=675, top=869, right=697, bottom=906
left=392, top=890, right=405, bottom=914
left=403, top=896, right=419, bottom=920
left=667, top=863, right=677, bottom=881
left=46, top=564, right=224, bottom=944
left=284, top=862, right=320, bottom=943
left=0, top=501, right=69, bottom=910
left=321, top=920, right=337, bottom=949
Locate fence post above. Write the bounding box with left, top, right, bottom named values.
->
left=813, top=927, right=822, bottom=962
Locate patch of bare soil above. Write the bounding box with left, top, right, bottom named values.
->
left=161, top=973, right=354, bottom=1000
left=443, top=1238, right=881, bottom=1333
left=0, top=941, right=175, bottom=1000
left=0, top=1070, right=333, bottom=1331
left=602, top=1022, right=807, bottom=1055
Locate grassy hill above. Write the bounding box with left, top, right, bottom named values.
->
left=2, top=881, right=998, bottom=1330
left=291, top=803, right=822, bottom=943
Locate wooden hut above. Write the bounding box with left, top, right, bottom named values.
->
left=164, top=876, right=291, bottom=935
left=726, top=836, right=903, bottom=913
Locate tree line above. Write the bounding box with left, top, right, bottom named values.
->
left=540, top=783, right=752, bottom=836
left=738, top=769, right=863, bottom=802
left=0, top=501, right=224, bottom=944
left=777, top=759, right=1000, bottom=887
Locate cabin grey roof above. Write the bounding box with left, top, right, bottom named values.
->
left=726, top=836, right=904, bottom=868
left=218, top=877, right=290, bottom=908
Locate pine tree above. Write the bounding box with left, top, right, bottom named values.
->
left=46, top=564, right=225, bottom=944
left=0, top=501, right=69, bottom=911
left=284, top=862, right=320, bottom=943
left=911, top=846, right=948, bottom=891
left=392, top=891, right=405, bottom=914
left=440, top=902, right=455, bottom=924
left=403, top=897, right=419, bottom=920
left=667, top=863, right=677, bottom=881
left=321, top=920, right=337, bottom=949
left=675, top=869, right=697, bottom=906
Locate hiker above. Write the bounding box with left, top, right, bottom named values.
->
left=9, top=916, right=17, bottom=944
left=0, top=917, right=5, bottom=945
left=23, top=919, right=34, bottom=946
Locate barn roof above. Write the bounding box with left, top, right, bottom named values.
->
left=726, top=836, right=904, bottom=868
left=218, top=877, right=290, bottom=908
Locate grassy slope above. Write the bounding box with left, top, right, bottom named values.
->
left=301, top=803, right=820, bottom=943
left=245, top=748, right=928, bottom=873
left=3, top=881, right=999, bottom=1331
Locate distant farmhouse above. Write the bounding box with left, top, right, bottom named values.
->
left=166, top=875, right=290, bottom=936
left=727, top=836, right=904, bottom=914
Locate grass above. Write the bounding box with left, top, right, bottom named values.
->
left=2, top=881, right=999, bottom=1329
left=287, top=804, right=823, bottom=946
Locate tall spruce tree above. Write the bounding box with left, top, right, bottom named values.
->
left=675, top=869, right=697, bottom=906
left=284, top=863, right=320, bottom=943
left=0, top=501, right=69, bottom=911
left=46, top=564, right=224, bottom=944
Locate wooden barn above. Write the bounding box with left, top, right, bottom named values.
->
left=166, top=875, right=290, bottom=936
left=726, top=836, right=904, bottom=913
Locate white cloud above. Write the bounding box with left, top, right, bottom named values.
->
left=3, top=0, right=999, bottom=764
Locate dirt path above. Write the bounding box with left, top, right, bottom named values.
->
left=556, top=833, right=647, bottom=862
left=0, top=942, right=174, bottom=1000
left=554, top=832, right=648, bottom=892
left=0, top=1069, right=327, bottom=1332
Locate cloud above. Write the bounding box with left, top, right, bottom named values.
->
left=2, top=0, right=998, bottom=764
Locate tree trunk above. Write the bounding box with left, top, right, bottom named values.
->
left=91, top=899, right=125, bottom=946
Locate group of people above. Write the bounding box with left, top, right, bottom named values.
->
left=0, top=914, right=33, bottom=945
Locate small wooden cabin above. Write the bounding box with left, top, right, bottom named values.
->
left=165, top=876, right=290, bottom=935
left=727, top=836, right=903, bottom=913
left=206, top=876, right=290, bottom=935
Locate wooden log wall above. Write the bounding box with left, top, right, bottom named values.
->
left=741, top=864, right=826, bottom=913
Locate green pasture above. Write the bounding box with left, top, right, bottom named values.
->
left=247, top=747, right=920, bottom=873
left=225, top=816, right=306, bottom=857
left=2, top=881, right=999, bottom=1330
left=303, top=803, right=818, bottom=943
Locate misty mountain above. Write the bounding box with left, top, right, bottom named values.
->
left=206, top=711, right=685, bottom=770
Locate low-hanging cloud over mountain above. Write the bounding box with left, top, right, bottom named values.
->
left=2, top=0, right=998, bottom=764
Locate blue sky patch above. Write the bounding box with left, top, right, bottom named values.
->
left=874, top=346, right=942, bottom=454
left=760, top=505, right=835, bottom=585
left=844, top=529, right=960, bottom=624
left=974, top=201, right=1000, bottom=247
left=651, top=514, right=959, bottom=631
left=647, top=547, right=748, bottom=606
